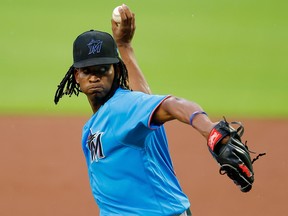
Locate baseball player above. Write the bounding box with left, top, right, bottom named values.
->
left=54, top=5, right=255, bottom=216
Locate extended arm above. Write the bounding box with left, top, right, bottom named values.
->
left=153, top=96, right=261, bottom=192
left=152, top=96, right=216, bottom=139
left=111, top=4, right=151, bottom=94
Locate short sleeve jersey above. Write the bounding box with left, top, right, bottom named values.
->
left=81, top=88, right=190, bottom=216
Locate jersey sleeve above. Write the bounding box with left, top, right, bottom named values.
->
left=132, top=92, right=170, bottom=129
left=109, top=90, right=170, bottom=147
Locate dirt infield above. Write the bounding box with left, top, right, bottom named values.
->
left=1, top=116, right=287, bottom=216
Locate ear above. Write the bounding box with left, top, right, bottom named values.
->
left=74, top=68, right=80, bottom=84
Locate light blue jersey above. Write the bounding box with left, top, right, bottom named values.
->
left=81, top=88, right=190, bottom=216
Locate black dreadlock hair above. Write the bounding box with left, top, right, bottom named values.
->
left=54, top=57, right=130, bottom=105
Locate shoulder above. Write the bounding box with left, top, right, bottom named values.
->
left=115, top=88, right=145, bottom=97
left=109, top=88, right=170, bottom=110
left=112, top=88, right=150, bottom=102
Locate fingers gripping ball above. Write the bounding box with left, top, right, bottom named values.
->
left=112, top=6, right=122, bottom=23
left=207, top=119, right=257, bottom=192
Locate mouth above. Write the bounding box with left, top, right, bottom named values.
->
left=88, top=85, right=104, bottom=94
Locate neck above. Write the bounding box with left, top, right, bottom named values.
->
left=87, top=87, right=118, bottom=113
left=88, top=96, right=104, bottom=113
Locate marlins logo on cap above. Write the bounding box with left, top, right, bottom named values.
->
left=73, top=30, right=119, bottom=68
left=87, top=39, right=103, bottom=55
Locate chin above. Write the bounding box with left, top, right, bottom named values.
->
left=90, top=93, right=106, bottom=102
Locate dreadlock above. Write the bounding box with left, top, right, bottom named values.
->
left=54, top=66, right=80, bottom=104
left=54, top=57, right=130, bottom=105
left=117, top=57, right=130, bottom=90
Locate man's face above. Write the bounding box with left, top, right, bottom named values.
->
left=74, top=64, right=115, bottom=100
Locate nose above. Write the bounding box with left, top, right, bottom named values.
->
left=89, top=74, right=100, bottom=82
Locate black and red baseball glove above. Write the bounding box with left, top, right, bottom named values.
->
left=207, top=119, right=265, bottom=192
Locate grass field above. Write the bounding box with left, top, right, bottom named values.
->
left=1, top=0, right=287, bottom=117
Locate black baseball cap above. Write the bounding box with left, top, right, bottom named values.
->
left=73, top=30, right=119, bottom=68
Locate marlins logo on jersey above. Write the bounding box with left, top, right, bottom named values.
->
left=87, top=129, right=105, bottom=163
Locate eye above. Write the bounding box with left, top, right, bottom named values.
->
left=99, top=65, right=111, bottom=74
left=99, top=67, right=106, bottom=73
left=81, top=68, right=89, bottom=74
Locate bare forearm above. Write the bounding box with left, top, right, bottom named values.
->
left=118, top=44, right=151, bottom=94
left=168, top=98, right=215, bottom=139
left=154, top=96, right=216, bottom=139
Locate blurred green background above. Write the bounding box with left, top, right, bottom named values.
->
left=1, top=0, right=287, bottom=117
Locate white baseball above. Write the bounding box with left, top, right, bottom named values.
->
left=112, top=6, right=122, bottom=23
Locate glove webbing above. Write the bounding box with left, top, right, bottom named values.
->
left=243, top=140, right=266, bottom=164
left=225, top=118, right=266, bottom=165
left=217, top=119, right=266, bottom=174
